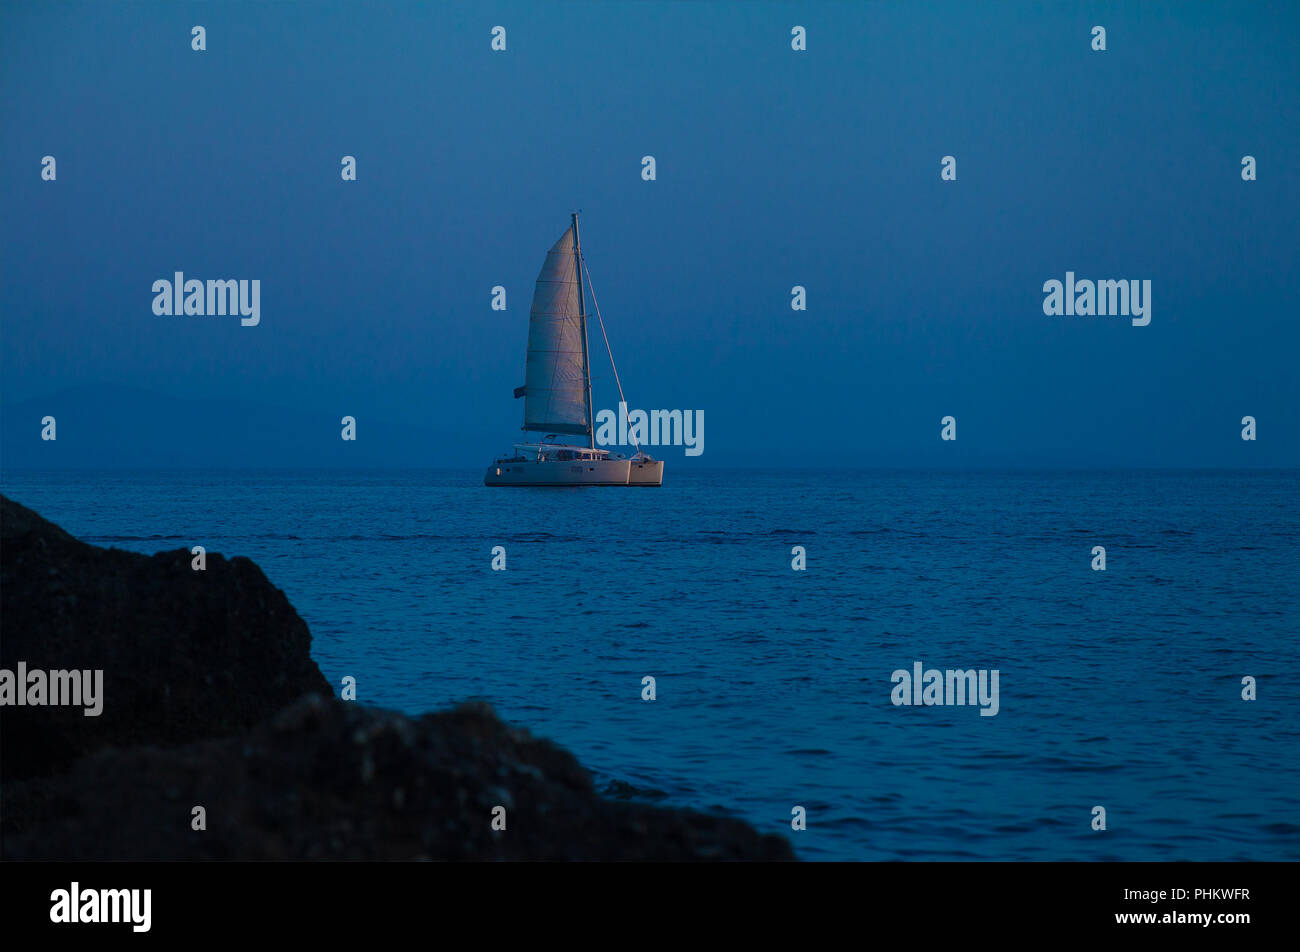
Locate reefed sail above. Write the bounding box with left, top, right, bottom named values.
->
left=521, top=225, right=590, bottom=436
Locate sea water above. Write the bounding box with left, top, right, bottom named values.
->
left=4, top=468, right=1297, bottom=861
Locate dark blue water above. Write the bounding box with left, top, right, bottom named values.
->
left=4, top=468, right=1298, bottom=860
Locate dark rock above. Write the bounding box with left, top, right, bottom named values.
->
left=0, top=495, right=794, bottom=860
left=601, top=778, right=670, bottom=802
left=1, top=494, right=331, bottom=780
left=3, top=694, right=794, bottom=860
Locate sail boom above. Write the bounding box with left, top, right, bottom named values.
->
left=520, top=422, right=590, bottom=436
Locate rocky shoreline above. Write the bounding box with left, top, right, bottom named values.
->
left=0, top=495, right=794, bottom=861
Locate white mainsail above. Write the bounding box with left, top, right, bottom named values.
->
left=520, top=224, right=591, bottom=437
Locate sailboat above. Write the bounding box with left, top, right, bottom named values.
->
left=484, top=214, right=664, bottom=487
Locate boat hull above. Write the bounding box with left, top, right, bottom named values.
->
left=484, top=457, right=632, bottom=486
left=627, top=458, right=664, bottom=486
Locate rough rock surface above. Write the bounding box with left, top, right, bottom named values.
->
left=3, top=694, right=794, bottom=860
left=0, top=494, right=794, bottom=860
left=1, top=494, right=331, bottom=780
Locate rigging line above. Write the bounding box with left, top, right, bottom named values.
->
left=581, top=256, right=640, bottom=455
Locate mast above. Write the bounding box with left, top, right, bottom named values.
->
left=572, top=212, right=595, bottom=449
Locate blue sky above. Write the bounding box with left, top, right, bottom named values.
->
left=2, top=0, right=1297, bottom=467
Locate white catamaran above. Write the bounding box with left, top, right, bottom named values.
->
left=485, top=214, right=663, bottom=487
